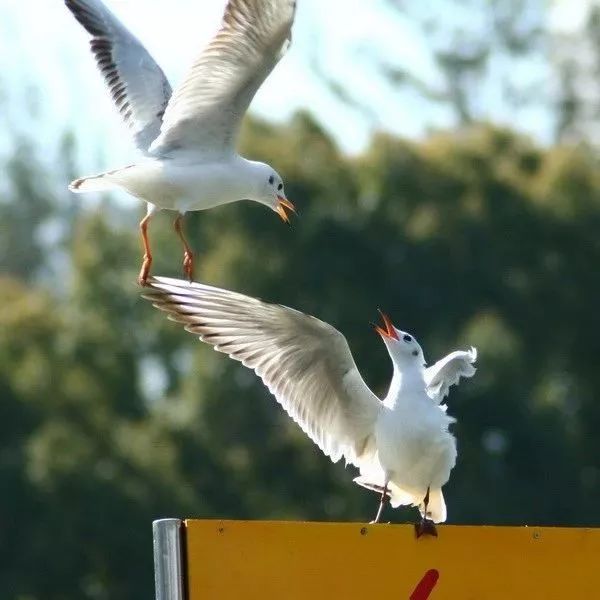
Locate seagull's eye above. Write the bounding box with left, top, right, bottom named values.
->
left=403, top=334, right=412, bottom=343
left=277, top=183, right=283, bottom=191
left=268, top=175, right=275, bottom=185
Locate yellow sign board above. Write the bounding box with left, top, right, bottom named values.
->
left=184, top=520, right=599, bottom=599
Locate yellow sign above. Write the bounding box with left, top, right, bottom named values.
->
left=184, top=520, right=599, bottom=599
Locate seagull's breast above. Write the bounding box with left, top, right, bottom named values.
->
left=375, top=395, right=457, bottom=491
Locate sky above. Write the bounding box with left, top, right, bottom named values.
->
left=0, top=0, right=595, bottom=171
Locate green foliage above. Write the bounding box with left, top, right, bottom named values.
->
left=0, top=138, right=56, bottom=281
left=1, top=116, right=599, bottom=598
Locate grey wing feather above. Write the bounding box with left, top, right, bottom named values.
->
left=424, top=347, right=477, bottom=403
left=143, top=276, right=382, bottom=466
left=65, top=0, right=172, bottom=152
left=150, top=0, right=296, bottom=156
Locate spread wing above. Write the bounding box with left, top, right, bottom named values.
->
left=65, top=0, right=172, bottom=153
left=149, top=0, right=296, bottom=156
left=424, top=347, right=477, bottom=403
left=143, top=277, right=382, bottom=466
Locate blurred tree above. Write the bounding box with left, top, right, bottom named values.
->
left=0, top=137, right=56, bottom=280
left=1, top=115, right=599, bottom=600
left=553, top=5, right=600, bottom=144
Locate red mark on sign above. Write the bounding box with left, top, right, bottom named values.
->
left=409, top=569, right=439, bottom=600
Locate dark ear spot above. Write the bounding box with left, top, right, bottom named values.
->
left=412, top=350, right=419, bottom=356
left=268, top=175, right=275, bottom=185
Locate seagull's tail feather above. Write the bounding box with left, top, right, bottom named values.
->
left=420, top=488, right=446, bottom=523
left=354, top=471, right=447, bottom=523
left=69, top=173, right=117, bottom=193
left=69, top=165, right=136, bottom=193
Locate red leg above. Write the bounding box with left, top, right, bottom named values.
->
left=174, top=213, right=194, bottom=282
left=138, top=212, right=153, bottom=286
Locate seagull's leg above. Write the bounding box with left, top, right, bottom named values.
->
left=138, top=204, right=157, bottom=286
left=370, top=482, right=389, bottom=524
left=174, top=212, right=194, bottom=282
left=415, top=486, right=438, bottom=538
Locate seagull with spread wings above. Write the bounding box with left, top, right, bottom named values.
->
left=143, top=276, right=477, bottom=536
left=64, top=0, right=297, bottom=285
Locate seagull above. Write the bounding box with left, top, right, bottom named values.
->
left=142, top=276, right=477, bottom=536
left=64, top=0, right=297, bottom=285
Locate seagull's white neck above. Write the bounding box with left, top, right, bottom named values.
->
left=237, top=157, right=273, bottom=201
left=384, top=360, right=425, bottom=409
left=233, top=157, right=267, bottom=197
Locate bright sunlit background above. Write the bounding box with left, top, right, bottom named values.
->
left=1, top=1, right=600, bottom=599
left=0, top=0, right=594, bottom=160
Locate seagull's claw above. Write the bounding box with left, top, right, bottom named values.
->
left=138, top=254, right=152, bottom=287
left=414, top=519, right=438, bottom=539
left=183, top=250, right=194, bottom=283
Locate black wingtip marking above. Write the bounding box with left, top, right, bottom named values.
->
left=70, top=177, right=84, bottom=190
left=65, top=0, right=106, bottom=37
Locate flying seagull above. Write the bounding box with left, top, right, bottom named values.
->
left=143, top=276, right=477, bottom=535
left=64, top=0, right=297, bottom=285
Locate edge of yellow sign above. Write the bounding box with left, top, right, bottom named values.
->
left=181, top=520, right=600, bottom=599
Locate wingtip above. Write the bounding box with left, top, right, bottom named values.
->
left=144, top=275, right=193, bottom=294
left=68, top=177, right=84, bottom=192
left=140, top=291, right=158, bottom=301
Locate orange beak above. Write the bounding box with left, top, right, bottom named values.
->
left=373, top=309, right=398, bottom=340
left=275, top=196, right=296, bottom=224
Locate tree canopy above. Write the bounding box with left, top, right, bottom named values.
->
left=1, top=109, right=599, bottom=598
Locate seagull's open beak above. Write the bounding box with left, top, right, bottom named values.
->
left=275, top=196, right=296, bottom=224
left=373, top=309, right=399, bottom=340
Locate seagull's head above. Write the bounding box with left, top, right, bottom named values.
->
left=373, top=310, right=424, bottom=365
left=253, top=163, right=296, bottom=224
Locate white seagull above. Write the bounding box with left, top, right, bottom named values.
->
left=143, top=276, right=477, bottom=535
left=64, top=0, right=297, bottom=285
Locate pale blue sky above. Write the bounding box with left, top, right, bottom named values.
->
left=0, top=0, right=593, bottom=170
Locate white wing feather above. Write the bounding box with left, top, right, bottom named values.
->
left=424, top=347, right=478, bottom=403
left=65, top=0, right=172, bottom=152
left=150, top=0, right=296, bottom=156
left=143, top=276, right=382, bottom=466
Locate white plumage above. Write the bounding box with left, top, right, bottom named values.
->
left=150, top=0, right=296, bottom=157
left=64, top=0, right=297, bottom=284
left=143, top=277, right=477, bottom=529
left=425, top=348, right=477, bottom=403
